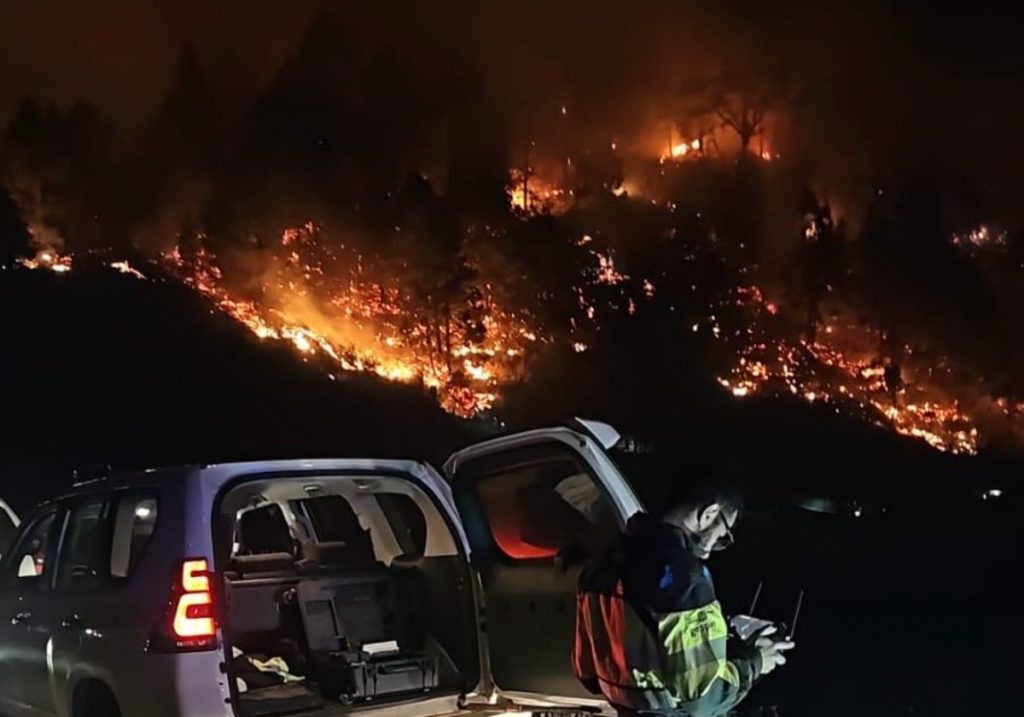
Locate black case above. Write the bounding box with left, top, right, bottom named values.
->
left=319, top=650, right=438, bottom=704
left=296, top=572, right=439, bottom=704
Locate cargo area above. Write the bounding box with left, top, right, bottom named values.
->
left=216, top=474, right=480, bottom=717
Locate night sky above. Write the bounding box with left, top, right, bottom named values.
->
left=3, top=0, right=1022, bottom=174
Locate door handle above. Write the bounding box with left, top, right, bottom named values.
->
left=12, top=611, right=31, bottom=626
left=61, top=614, right=82, bottom=630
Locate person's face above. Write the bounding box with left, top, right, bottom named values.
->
left=689, top=502, right=738, bottom=559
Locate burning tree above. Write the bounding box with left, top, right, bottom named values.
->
left=679, top=66, right=792, bottom=159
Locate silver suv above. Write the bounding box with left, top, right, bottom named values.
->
left=0, top=421, right=643, bottom=717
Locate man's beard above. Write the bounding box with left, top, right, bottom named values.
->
left=690, top=530, right=714, bottom=558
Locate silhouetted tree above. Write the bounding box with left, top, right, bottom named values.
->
left=1, top=96, right=119, bottom=252
left=798, top=188, right=847, bottom=338
left=0, top=184, right=31, bottom=265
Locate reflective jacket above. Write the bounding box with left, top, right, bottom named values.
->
left=573, top=514, right=762, bottom=716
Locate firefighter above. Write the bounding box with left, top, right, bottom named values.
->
left=573, top=468, right=793, bottom=717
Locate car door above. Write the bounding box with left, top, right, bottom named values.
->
left=48, top=491, right=163, bottom=717
left=445, top=420, right=644, bottom=704
left=0, top=505, right=63, bottom=716
left=0, top=498, right=20, bottom=561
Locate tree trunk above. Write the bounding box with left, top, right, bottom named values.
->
left=739, top=130, right=752, bottom=154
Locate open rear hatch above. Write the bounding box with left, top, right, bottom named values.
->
left=443, top=420, right=643, bottom=708
left=215, top=465, right=480, bottom=717
left=215, top=421, right=642, bottom=717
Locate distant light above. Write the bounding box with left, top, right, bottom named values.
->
left=986, top=488, right=1003, bottom=499
left=853, top=507, right=863, bottom=518
left=135, top=506, right=153, bottom=520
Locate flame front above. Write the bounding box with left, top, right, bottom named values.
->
left=162, top=227, right=539, bottom=416
left=716, top=286, right=979, bottom=454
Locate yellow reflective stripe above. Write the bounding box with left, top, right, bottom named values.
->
left=660, top=601, right=729, bottom=652
left=658, top=601, right=730, bottom=699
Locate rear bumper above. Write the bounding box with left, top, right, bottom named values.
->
left=110, top=650, right=233, bottom=717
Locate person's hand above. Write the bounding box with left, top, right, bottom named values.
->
left=753, top=626, right=795, bottom=676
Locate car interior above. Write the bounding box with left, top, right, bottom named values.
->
left=217, top=476, right=480, bottom=717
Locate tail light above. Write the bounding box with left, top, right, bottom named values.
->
left=150, top=558, right=218, bottom=652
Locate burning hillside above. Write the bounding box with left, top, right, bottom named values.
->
left=714, top=286, right=979, bottom=454
left=160, top=225, right=541, bottom=416
left=8, top=216, right=1001, bottom=457
left=4, top=18, right=1024, bottom=458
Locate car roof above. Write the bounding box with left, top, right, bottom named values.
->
left=53, top=458, right=436, bottom=502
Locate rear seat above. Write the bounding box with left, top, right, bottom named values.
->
left=231, top=552, right=297, bottom=579
left=292, top=497, right=423, bottom=656
left=225, top=504, right=303, bottom=653
left=227, top=497, right=423, bottom=664
left=229, top=504, right=299, bottom=579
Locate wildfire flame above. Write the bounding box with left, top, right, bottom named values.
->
left=950, top=224, right=1007, bottom=252
left=21, top=250, right=73, bottom=273
left=716, top=286, right=979, bottom=454
left=7, top=221, right=1010, bottom=453
left=508, top=168, right=572, bottom=215
left=162, top=227, right=539, bottom=416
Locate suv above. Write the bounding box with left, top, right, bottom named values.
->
left=0, top=421, right=644, bottom=717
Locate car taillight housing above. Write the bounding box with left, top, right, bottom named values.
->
left=150, top=558, right=218, bottom=652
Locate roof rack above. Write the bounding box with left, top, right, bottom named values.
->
left=72, top=464, right=112, bottom=487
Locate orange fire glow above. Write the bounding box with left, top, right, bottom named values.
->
left=716, top=286, right=979, bottom=454
left=508, top=169, right=572, bottom=215
left=21, top=249, right=73, bottom=273
left=162, top=227, right=540, bottom=416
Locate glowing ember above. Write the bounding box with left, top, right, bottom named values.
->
left=594, top=251, right=628, bottom=286
left=109, top=260, right=147, bottom=280
left=950, top=225, right=1007, bottom=252
left=21, top=249, right=73, bottom=273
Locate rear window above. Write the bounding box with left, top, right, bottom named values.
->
left=110, top=494, right=159, bottom=578
left=376, top=493, right=427, bottom=557
left=303, top=495, right=365, bottom=544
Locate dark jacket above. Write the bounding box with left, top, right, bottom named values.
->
left=573, top=513, right=762, bottom=716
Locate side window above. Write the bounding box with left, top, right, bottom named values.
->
left=58, top=499, right=113, bottom=590
left=376, top=493, right=427, bottom=557
left=9, top=511, right=59, bottom=586
left=472, top=444, right=620, bottom=560
left=110, top=495, right=159, bottom=579
left=303, top=496, right=366, bottom=544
